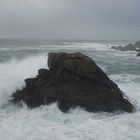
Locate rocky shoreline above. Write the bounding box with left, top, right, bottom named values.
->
left=11, top=52, right=135, bottom=113
left=111, top=40, right=140, bottom=56
left=136, top=52, right=140, bottom=56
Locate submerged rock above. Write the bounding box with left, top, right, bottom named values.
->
left=11, top=52, right=135, bottom=113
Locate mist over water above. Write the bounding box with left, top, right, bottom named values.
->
left=0, top=39, right=140, bottom=140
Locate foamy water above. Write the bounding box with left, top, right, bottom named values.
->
left=0, top=40, right=140, bottom=140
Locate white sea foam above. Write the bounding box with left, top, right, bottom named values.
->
left=0, top=102, right=140, bottom=140
left=63, top=43, right=109, bottom=51
left=110, top=74, right=140, bottom=109
left=0, top=55, right=47, bottom=105
left=0, top=43, right=109, bottom=52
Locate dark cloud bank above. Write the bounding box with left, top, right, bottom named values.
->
left=0, top=0, right=140, bottom=40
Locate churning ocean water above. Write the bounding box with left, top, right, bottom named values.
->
left=0, top=39, right=140, bottom=140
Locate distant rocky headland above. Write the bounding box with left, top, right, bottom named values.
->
left=11, top=52, right=135, bottom=113
left=111, top=40, right=140, bottom=56
left=137, top=52, right=140, bottom=56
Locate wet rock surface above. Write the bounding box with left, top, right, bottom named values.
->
left=11, top=52, right=135, bottom=113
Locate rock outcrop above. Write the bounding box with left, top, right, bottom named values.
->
left=11, top=52, right=135, bottom=113
left=111, top=40, right=140, bottom=52
left=136, top=52, right=140, bottom=56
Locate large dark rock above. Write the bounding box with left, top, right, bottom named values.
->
left=11, top=52, right=135, bottom=113
left=111, top=41, right=140, bottom=52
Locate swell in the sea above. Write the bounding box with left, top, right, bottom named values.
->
left=0, top=42, right=140, bottom=140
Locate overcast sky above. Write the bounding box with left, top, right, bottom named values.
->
left=0, top=0, right=140, bottom=40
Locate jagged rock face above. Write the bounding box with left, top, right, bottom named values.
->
left=11, top=52, right=135, bottom=113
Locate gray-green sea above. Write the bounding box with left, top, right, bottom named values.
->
left=0, top=39, right=140, bottom=140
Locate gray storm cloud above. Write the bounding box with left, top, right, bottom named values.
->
left=0, top=0, right=140, bottom=40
